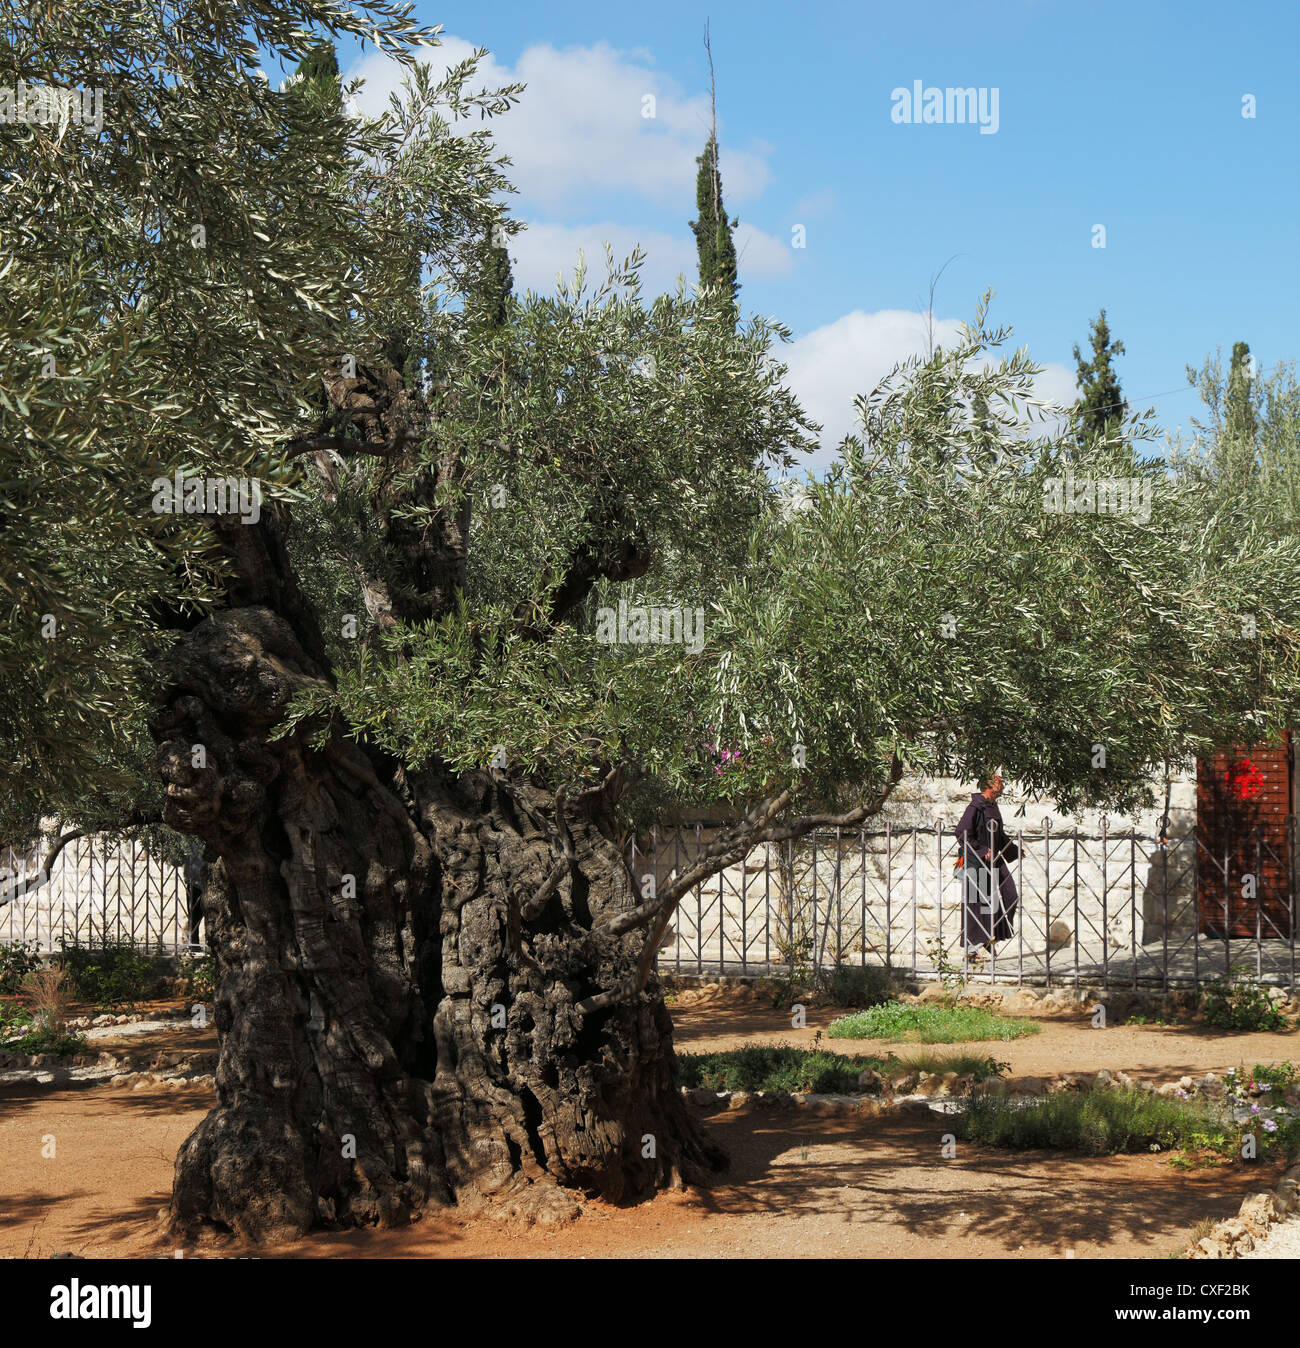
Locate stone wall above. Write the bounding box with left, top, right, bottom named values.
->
left=643, top=769, right=1222, bottom=979
left=0, top=835, right=195, bottom=952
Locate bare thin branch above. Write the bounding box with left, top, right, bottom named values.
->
left=577, top=755, right=907, bottom=1014
left=285, top=430, right=419, bottom=460
left=0, top=813, right=161, bottom=907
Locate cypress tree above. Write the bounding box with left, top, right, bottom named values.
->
left=1073, top=309, right=1128, bottom=444
left=286, top=41, right=345, bottom=167
left=690, top=135, right=738, bottom=311
left=1225, top=340, right=1258, bottom=446
left=1213, top=339, right=1260, bottom=491
left=467, top=223, right=514, bottom=330
left=295, top=43, right=339, bottom=86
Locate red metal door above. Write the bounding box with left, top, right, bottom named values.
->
left=1195, top=736, right=1294, bottom=939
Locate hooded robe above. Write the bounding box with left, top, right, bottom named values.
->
left=954, top=791, right=1019, bottom=948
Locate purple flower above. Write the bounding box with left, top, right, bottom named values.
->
left=1263, top=1119, right=1278, bottom=1133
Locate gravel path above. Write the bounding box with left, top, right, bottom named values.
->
left=1238, top=1215, right=1300, bottom=1259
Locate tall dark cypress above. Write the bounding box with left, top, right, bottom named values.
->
left=1225, top=340, right=1258, bottom=446
left=690, top=135, right=738, bottom=312
left=467, top=224, right=515, bottom=330
left=295, top=43, right=339, bottom=85
left=293, top=42, right=413, bottom=372
left=1073, top=309, right=1128, bottom=445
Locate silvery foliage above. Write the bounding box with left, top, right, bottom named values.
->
left=0, top=0, right=514, bottom=842
left=296, top=289, right=1300, bottom=829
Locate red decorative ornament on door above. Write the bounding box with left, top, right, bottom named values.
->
left=1225, top=757, right=1264, bottom=801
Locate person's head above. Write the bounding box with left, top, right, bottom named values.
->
left=980, top=772, right=1005, bottom=800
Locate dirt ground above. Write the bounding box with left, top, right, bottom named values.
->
left=668, top=984, right=1300, bottom=1083
left=2, top=990, right=1295, bottom=1260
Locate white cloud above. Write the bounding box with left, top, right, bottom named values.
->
left=790, top=188, right=837, bottom=220
left=733, top=221, right=793, bottom=280
left=345, top=37, right=771, bottom=211
left=781, top=309, right=1075, bottom=476
left=509, top=221, right=695, bottom=297
left=506, top=218, right=791, bottom=298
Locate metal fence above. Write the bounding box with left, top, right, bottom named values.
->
left=638, top=818, right=1299, bottom=990
left=4, top=818, right=1296, bottom=990
left=0, top=836, right=200, bottom=953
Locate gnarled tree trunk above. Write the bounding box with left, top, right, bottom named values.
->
left=152, top=512, right=721, bottom=1242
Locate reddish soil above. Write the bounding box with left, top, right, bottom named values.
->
left=1, top=990, right=1294, bottom=1260
left=669, top=984, right=1300, bottom=1083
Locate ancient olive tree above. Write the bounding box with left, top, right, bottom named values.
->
left=7, top=4, right=1300, bottom=1243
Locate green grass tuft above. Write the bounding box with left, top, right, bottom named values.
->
left=674, top=1044, right=1006, bottom=1094
left=955, top=1085, right=1300, bottom=1161
left=13, top=1026, right=86, bottom=1058
left=827, top=1001, right=1040, bottom=1043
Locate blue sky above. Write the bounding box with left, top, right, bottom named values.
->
left=324, top=0, right=1299, bottom=473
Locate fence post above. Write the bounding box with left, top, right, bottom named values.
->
left=717, top=843, right=725, bottom=972
left=1223, top=821, right=1231, bottom=979
left=764, top=839, right=771, bottom=971
left=1072, top=825, right=1080, bottom=989
left=861, top=826, right=868, bottom=970
left=835, top=825, right=843, bottom=970
left=814, top=824, right=825, bottom=975
left=1290, top=815, right=1297, bottom=991
left=1160, top=828, right=1170, bottom=993
left=1016, top=823, right=1024, bottom=986
left=1100, top=815, right=1109, bottom=989
left=1044, top=817, right=1052, bottom=990
left=1129, top=827, right=1137, bottom=993
left=786, top=835, right=794, bottom=982
left=932, top=820, right=942, bottom=983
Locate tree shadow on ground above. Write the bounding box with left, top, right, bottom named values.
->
left=0, top=1078, right=214, bottom=1119
left=688, top=1106, right=1285, bottom=1256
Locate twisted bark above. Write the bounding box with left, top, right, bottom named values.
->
left=150, top=513, right=721, bottom=1240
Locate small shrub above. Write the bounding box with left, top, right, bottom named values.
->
left=1200, top=974, right=1289, bottom=1032
left=827, top=1001, right=1039, bottom=1044
left=957, top=1087, right=1208, bottom=1156
left=0, top=1000, right=34, bottom=1037
left=0, top=940, right=41, bottom=995
left=177, top=951, right=216, bottom=1001
left=22, top=966, right=70, bottom=1034
left=1248, top=1060, right=1295, bottom=1090
left=674, top=1044, right=1007, bottom=1094
left=957, top=1085, right=1300, bottom=1164
left=893, top=1050, right=1010, bottom=1080
left=14, top=1025, right=85, bottom=1057
left=58, top=940, right=171, bottom=1008
left=926, top=938, right=986, bottom=1006
left=816, top=962, right=893, bottom=1008
left=676, top=1045, right=882, bottom=1094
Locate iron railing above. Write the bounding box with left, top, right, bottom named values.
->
left=5, top=819, right=1296, bottom=991
left=0, top=837, right=200, bottom=954
left=636, top=818, right=1299, bottom=990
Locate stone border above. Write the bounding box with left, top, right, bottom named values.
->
left=683, top=1069, right=1300, bottom=1114
left=661, top=973, right=1300, bottom=1022
left=1186, top=1163, right=1300, bottom=1259
left=0, top=1018, right=216, bottom=1089
left=0, top=1057, right=216, bottom=1090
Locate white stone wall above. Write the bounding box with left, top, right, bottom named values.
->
left=0, top=835, right=194, bottom=952
left=648, top=769, right=1202, bottom=973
